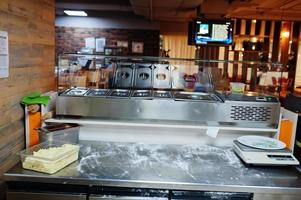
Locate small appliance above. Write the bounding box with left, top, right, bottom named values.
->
left=233, top=138, right=299, bottom=166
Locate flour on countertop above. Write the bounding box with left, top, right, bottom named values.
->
left=76, top=142, right=273, bottom=185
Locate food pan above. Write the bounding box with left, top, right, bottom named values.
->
left=19, top=141, right=80, bottom=174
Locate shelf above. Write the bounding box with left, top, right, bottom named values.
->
left=46, top=118, right=278, bottom=133
left=234, top=35, right=270, bottom=38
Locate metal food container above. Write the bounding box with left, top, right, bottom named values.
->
left=19, top=141, right=80, bottom=174
left=37, top=123, right=80, bottom=143
left=153, top=64, right=171, bottom=89
left=108, top=89, right=132, bottom=98
left=131, top=90, right=153, bottom=99
left=173, top=91, right=222, bottom=102
left=85, top=89, right=108, bottom=97
left=113, top=63, right=134, bottom=88
left=61, top=87, right=88, bottom=96
left=133, top=64, right=153, bottom=89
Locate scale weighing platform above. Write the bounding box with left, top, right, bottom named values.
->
left=233, top=140, right=299, bottom=166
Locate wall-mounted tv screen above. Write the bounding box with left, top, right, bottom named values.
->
left=189, top=19, right=233, bottom=46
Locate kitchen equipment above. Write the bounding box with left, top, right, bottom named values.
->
left=19, top=141, right=80, bottom=174
left=133, top=64, right=153, bottom=89
left=90, top=195, right=166, bottom=200
left=237, top=135, right=286, bottom=150
left=293, top=114, right=301, bottom=164
left=57, top=92, right=280, bottom=128
left=7, top=191, right=86, bottom=200
left=282, top=94, right=301, bottom=163
left=108, top=89, right=131, bottom=98
left=131, top=90, right=153, bottom=99
left=284, top=93, right=301, bottom=113
left=171, top=65, right=183, bottom=90
left=153, top=91, right=172, bottom=99
left=89, top=187, right=168, bottom=200
left=183, top=74, right=197, bottom=89
left=230, top=82, right=246, bottom=94
left=171, top=190, right=252, bottom=200
left=244, top=91, right=259, bottom=96
left=57, top=57, right=281, bottom=129
left=173, top=91, right=222, bottom=102
left=37, top=123, right=80, bottom=143
left=224, top=93, right=278, bottom=102
left=62, top=88, right=88, bottom=96
left=171, top=65, right=198, bottom=90
left=113, top=63, right=134, bottom=88
left=233, top=140, right=299, bottom=166
left=85, top=89, right=108, bottom=97
left=153, top=64, right=171, bottom=89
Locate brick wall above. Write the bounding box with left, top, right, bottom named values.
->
left=55, top=26, right=160, bottom=57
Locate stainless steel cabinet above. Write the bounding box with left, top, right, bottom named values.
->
left=89, top=196, right=167, bottom=200
left=7, top=191, right=86, bottom=200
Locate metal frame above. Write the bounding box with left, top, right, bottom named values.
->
left=56, top=96, right=280, bottom=129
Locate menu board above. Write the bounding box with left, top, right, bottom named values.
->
left=194, top=20, right=233, bottom=45
left=0, top=31, right=9, bottom=78
left=212, top=24, right=229, bottom=40
left=132, top=42, right=143, bottom=53
left=96, top=38, right=106, bottom=52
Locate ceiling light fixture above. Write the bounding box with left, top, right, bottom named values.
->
left=64, top=10, right=88, bottom=16
left=251, top=37, right=258, bottom=42
left=281, top=31, right=290, bottom=38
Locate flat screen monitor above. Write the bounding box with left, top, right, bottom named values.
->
left=193, top=20, right=233, bottom=45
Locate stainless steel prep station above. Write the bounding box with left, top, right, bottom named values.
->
left=7, top=55, right=299, bottom=200
left=56, top=55, right=281, bottom=130
left=5, top=141, right=301, bottom=200
left=57, top=90, right=280, bottom=129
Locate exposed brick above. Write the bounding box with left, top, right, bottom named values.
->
left=55, top=27, right=160, bottom=57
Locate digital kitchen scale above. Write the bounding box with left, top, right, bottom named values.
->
left=233, top=140, right=299, bottom=166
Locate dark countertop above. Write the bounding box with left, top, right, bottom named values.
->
left=4, top=141, right=301, bottom=194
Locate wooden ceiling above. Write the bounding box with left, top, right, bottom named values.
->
left=56, top=0, right=301, bottom=21
left=223, top=0, right=301, bottom=21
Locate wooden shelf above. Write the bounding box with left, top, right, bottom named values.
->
left=233, top=35, right=270, bottom=38
left=228, top=50, right=269, bottom=53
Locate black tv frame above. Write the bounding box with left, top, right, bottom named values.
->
left=188, top=19, right=234, bottom=46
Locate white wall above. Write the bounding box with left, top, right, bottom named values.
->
left=55, top=16, right=160, bottom=30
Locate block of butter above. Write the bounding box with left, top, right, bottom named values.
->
left=20, top=142, right=79, bottom=174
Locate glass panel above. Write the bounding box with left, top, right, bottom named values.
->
left=57, top=54, right=283, bottom=98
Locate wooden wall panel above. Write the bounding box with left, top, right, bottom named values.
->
left=211, top=19, right=300, bottom=90
left=196, top=46, right=220, bottom=67
left=0, top=1, right=55, bottom=198
left=235, top=19, right=241, bottom=35
left=232, top=51, right=239, bottom=81
left=223, top=47, right=229, bottom=76
left=245, top=19, right=251, bottom=35
left=255, top=20, right=262, bottom=36
left=291, top=22, right=300, bottom=54
left=272, top=21, right=281, bottom=62
left=280, top=22, right=292, bottom=65
left=289, top=22, right=300, bottom=90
